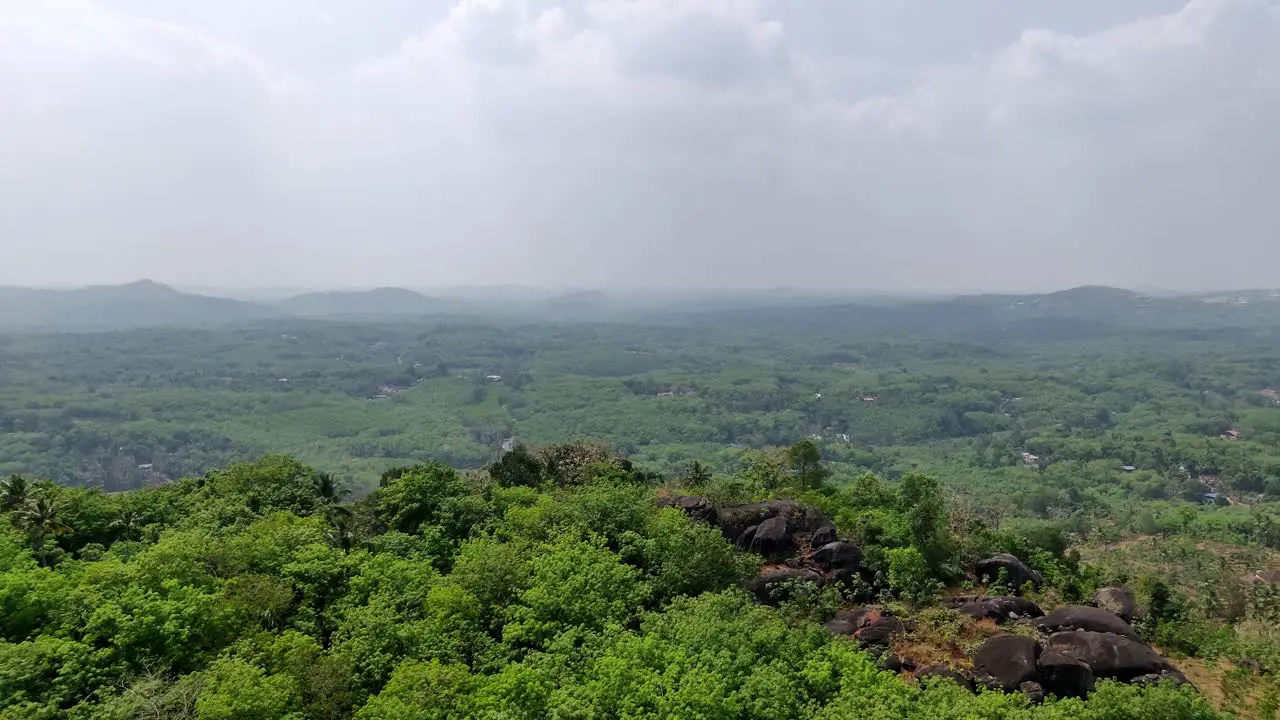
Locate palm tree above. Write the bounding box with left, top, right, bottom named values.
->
left=14, top=492, right=71, bottom=559
left=685, top=461, right=712, bottom=486
left=0, top=475, right=29, bottom=512
left=108, top=509, right=144, bottom=540
left=314, top=472, right=349, bottom=506
left=325, top=512, right=357, bottom=554
left=313, top=472, right=353, bottom=521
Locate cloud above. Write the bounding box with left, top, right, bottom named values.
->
left=0, top=0, right=1277, bottom=291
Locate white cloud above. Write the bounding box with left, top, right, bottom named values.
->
left=0, top=0, right=1278, bottom=290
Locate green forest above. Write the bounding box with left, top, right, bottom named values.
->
left=3, top=445, right=1275, bottom=719
left=2, top=285, right=1280, bottom=717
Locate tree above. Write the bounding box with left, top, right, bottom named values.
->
left=896, top=473, right=954, bottom=572
left=326, top=512, right=358, bottom=554
left=684, top=461, right=712, bottom=487
left=488, top=445, right=544, bottom=488
left=0, top=475, right=29, bottom=512
left=375, top=463, right=472, bottom=536
left=786, top=440, right=830, bottom=491
left=107, top=509, right=144, bottom=540
left=194, top=658, right=300, bottom=720
left=314, top=473, right=349, bottom=508
left=14, top=491, right=71, bottom=559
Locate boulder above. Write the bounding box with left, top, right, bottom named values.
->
left=915, top=664, right=974, bottom=692
left=812, top=541, right=863, bottom=572
left=657, top=495, right=717, bottom=524
left=745, top=567, right=821, bottom=605
left=810, top=524, right=838, bottom=549
left=749, top=516, right=792, bottom=560
left=880, top=654, right=916, bottom=673
left=823, top=607, right=891, bottom=635
left=1235, top=658, right=1264, bottom=676
left=976, top=554, right=1044, bottom=592
left=1037, top=649, right=1095, bottom=699
left=1046, top=632, right=1169, bottom=682
left=822, top=568, right=857, bottom=586
left=1034, top=605, right=1140, bottom=641
left=1131, top=669, right=1192, bottom=688
left=855, top=617, right=907, bottom=649
left=973, top=635, right=1042, bottom=692
left=1091, top=587, right=1140, bottom=623
left=715, top=500, right=830, bottom=545
left=1019, top=681, right=1046, bottom=703
left=957, top=596, right=1045, bottom=623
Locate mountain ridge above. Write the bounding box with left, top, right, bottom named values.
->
left=0, top=281, right=1274, bottom=333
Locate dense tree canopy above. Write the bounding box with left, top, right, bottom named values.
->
left=1, top=446, right=1269, bottom=719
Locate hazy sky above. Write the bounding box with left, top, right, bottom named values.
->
left=2, top=0, right=1278, bottom=292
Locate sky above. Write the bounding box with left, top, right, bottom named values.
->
left=1, top=0, right=1278, bottom=293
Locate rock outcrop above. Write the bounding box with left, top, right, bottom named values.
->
left=662, top=495, right=863, bottom=604
left=975, top=554, right=1043, bottom=592
left=745, top=567, right=822, bottom=604
left=656, top=494, right=717, bottom=524
left=1090, top=587, right=1140, bottom=624
left=823, top=606, right=889, bottom=635
left=855, top=616, right=907, bottom=650
left=1019, top=681, right=1046, bottom=703
left=973, top=635, right=1042, bottom=692
left=955, top=595, right=1044, bottom=623
left=1034, top=605, right=1140, bottom=642
left=810, top=524, right=838, bottom=549
left=749, top=516, right=793, bottom=560
left=915, top=664, right=974, bottom=692
left=1045, top=631, right=1170, bottom=682
left=714, top=500, right=831, bottom=545
left=812, top=541, right=863, bottom=573
left=1037, top=649, right=1095, bottom=699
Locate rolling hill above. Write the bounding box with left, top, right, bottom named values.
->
left=0, top=280, right=279, bottom=332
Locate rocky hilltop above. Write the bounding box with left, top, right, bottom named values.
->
left=661, top=494, right=1191, bottom=703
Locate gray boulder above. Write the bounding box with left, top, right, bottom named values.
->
left=1091, top=587, right=1140, bottom=623
left=823, top=607, right=890, bottom=636
left=880, top=654, right=916, bottom=673
left=810, top=524, right=838, bottom=549
left=1019, top=681, right=1046, bottom=703
left=812, top=541, right=863, bottom=572
left=715, top=500, right=830, bottom=545
left=957, top=596, right=1045, bottom=623
left=973, top=635, right=1042, bottom=692
left=915, top=664, right=975, bottom=692
left=1037, top=649, right=1095, bottom=699
left=976, top=554, right=1044, bottom=592
left=745, top=567, right=821, bottom=605
left=1046, top=631, right=1170, bottom=682
left=856, top=616, right=907, bottom=649
left=1035, top=605, right=1140, bottom=642
left=657, top=495, right=717, bottom=524
left=749, top=516, right=792, bottom=560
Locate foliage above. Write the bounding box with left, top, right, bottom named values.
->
left=0, top=449, right=1250, bottom=719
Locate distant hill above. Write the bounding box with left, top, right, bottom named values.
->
left=1, top=281, right=1275, bottom=335
left=0, top=280, right=278, bottom=332
left=274, top=287, right=458, bottom=318
left=659, top=284, right=1280, bottom=340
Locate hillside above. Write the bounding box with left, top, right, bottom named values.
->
left=0, top=280, right=278, bottom=331
left=2, top=281, right=1278, bottom=333
left=274, top=287, right=460, bottom=318
left=2, top=446, right=1274, bottom=718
